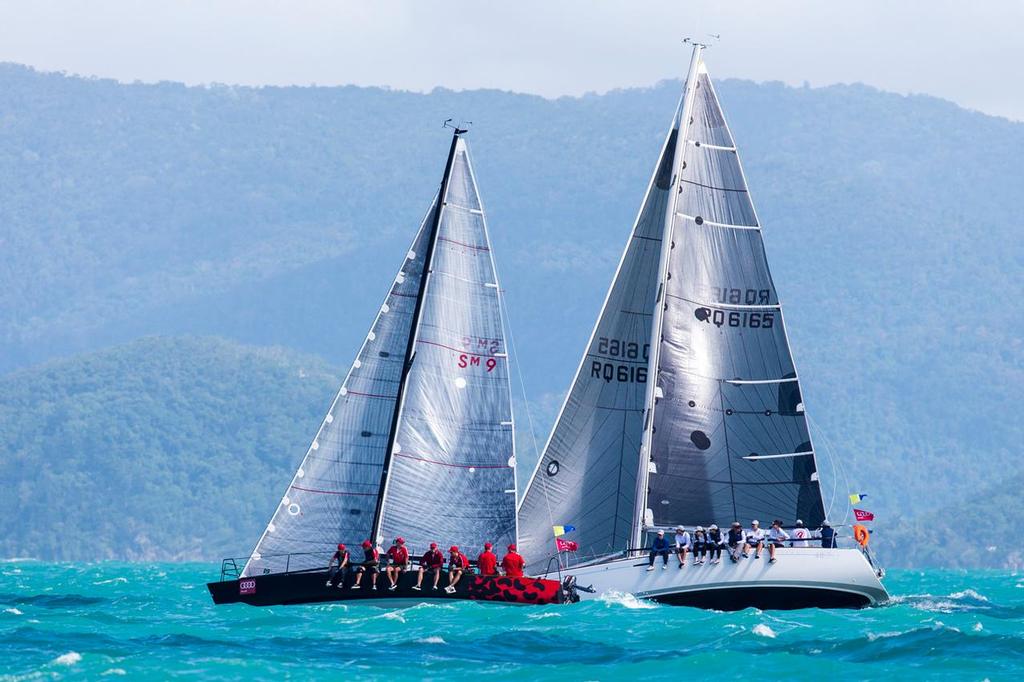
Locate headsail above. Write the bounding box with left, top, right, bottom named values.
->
left=516, top=107, right=682, bottom=568
left=377, top=137, right=517, bottom=552
left=242, top=202, right=435, bottom=577
left=643, top=50, right=827, bottom=532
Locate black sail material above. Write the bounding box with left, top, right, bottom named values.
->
left=647, top=63, right=826, bottom=529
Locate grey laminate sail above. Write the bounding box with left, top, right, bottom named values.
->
left=377, top=138, right=517, bottom=553
left=516, top=117, right=680, bottom=568
left=644, top=57, right=826, bottom=530
left=242, top=203, right=435, bottom=577
left=518, top=47, right=826, bottom=569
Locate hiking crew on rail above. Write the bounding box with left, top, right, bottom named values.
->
left=325, top=539, right=527, bottom=591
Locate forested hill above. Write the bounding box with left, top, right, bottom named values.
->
left=0, top=65, right=1021, bottom=567
left=0, top=337, right=338, bottom=561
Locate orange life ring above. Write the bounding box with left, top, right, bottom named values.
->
left=853, top=524, right=870, bottom=547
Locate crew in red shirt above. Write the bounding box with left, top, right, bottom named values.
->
left=385, top=537, right=409, bottom=591
left=351, top=539, right=380, bottom=590
left=445, top=545, right=470, bottom=593
left=501, top=543, right=525, bottom=578
left=413, top=542, right=445, bottom=591
left=477, top=542, right=498, bottom=576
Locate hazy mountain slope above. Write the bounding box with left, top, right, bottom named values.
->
left=0, top=66, right=1021, bottom=563
left=0, top=337, right=338, bottom=561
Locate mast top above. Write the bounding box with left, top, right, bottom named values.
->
left=443, top=118, right=472, bottom=136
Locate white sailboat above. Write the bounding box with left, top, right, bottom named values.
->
left=517, top=45, right=888, bottom=610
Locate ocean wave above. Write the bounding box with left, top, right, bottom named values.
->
left=416, top=636, right=446, bottom=644
left=93, top=577, right=129, bottom=585
left=3, top=608, right=23, bottom=615
left=597, top=591, right=658, bottom=610
left=52, top=652, right=82, bottom=666
left=752, top=624, right=776, bottom=638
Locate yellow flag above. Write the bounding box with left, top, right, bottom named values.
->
left=552, top=525, right=565, bottom=537
left=849, top=493, right=863, bottom=504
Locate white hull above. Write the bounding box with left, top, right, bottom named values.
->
left=546, top=547, right=888, bottom=610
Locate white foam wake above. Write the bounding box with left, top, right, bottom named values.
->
left=53, top=652, right=82, bottom=666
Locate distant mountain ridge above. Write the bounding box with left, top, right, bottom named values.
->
left=0, top=64, right=1020, bottom=567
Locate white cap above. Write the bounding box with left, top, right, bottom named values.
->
left=696, top=525, right=705, bottom=531
left=675, top=525, right=685, bottom=532
left=751, top=520, right=760, bottom=525
left=657, top=529, right=665, bottom=535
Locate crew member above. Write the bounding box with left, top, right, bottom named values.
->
left=820, top=520, right=837, bottom=548
left=385, top=537, right=409, bottom=591
left=325, top=543, right=350, bottom=588
left=790, top=519, right=811, bottom=547
left=477, top=542, right=498, bottom=576
left=727, top=522, right=745, bottom=562
left=674, top=526, right=691, bottom=568
left=767, top=520, right=789, bottom=563
left=501, top=544, right=525, bottom=577
left=706, top=524, right=724, bottom=564
left=647, top=529, right=670, bottom=571
left=445, top=545, right=469, bottom=593
left=692, top=526, right=707, bottom=565
left=412, top=542, right=445, bottom=591
left=743, top=520, right=765, bottom=559
left=351, top=539, right=380, bottom=590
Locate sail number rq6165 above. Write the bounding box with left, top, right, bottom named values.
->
left=590, top=337, right=649, bottom=384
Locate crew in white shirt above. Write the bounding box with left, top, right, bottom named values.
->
left=767, top=519, right=790, bottom=563
left=790, top=519, right=811, bottom=548
left=743, top=520, right=766, bottom=559
left=674, top=525, right=691, bottom=568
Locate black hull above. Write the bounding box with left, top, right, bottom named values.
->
left=647, top=586, right=871, bottom=611
left=209, top=568, right=566, bottom=607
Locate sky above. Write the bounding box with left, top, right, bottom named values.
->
left=0, top=0, right=1021, bottom=121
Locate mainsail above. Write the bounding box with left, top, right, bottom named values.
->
left=518, top=46, right=825, bottom=568
left=376, top=136, right=517, bottom=553
left=243, top=131, right=515, bottom=577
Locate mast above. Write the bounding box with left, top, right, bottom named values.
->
left=630, top=44, right=704, bottom=549
left=370, top=126, right=466, bottom=543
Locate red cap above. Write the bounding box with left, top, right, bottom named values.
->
left=430, top=542, right=438, bottom=549
left=449, top=545, right=459, bottom=553
left=507, top=544, right=517, bottom=551
left=396, top=537, right=405, bottom=544
left=361, top=540, right=372, bottom=548
left=484, top=542, right=492, bottom=549
left=337, top=543, right=346, bottom=551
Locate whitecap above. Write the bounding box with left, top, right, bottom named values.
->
left=597, top=591, right=657, bottom=610
left=381, top=612, right=406, bottom=623
left=417, top=636, right=447, bottom=644
left=4, top=608, right=23, bottom=615
left=102, top=670, right=127, bottom=676
left=93, top=577, right=128, bottom=585
left=973, top=622, right=983, bottom=632
left=54, top=652, right=82, bottom=666
left=752, top=624, right=776, bottom=639
left=949, top=589, right=989, bottom=603
left=527, top=612, right=561, bottom=620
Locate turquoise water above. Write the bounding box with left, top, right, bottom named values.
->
left=1, top=562, right=1021, bottom=680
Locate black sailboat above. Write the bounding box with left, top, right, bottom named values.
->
left=209, top=127, right=571, bottom=607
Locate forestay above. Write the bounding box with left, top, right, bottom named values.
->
left=645, top=58, right=826, bottom=529
left=517, top=115, right=681, bottom=568
left=377, top=138, right=517, bottom=554
left=243, top=204, right=436, bottom=577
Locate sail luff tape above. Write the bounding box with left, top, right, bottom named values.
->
left=726, top=377, right=799, bottom=385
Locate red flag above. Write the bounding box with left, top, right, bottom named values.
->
left=555, top=538, right=579, bottom=552
left=854, top=508, right=875, bottom=521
